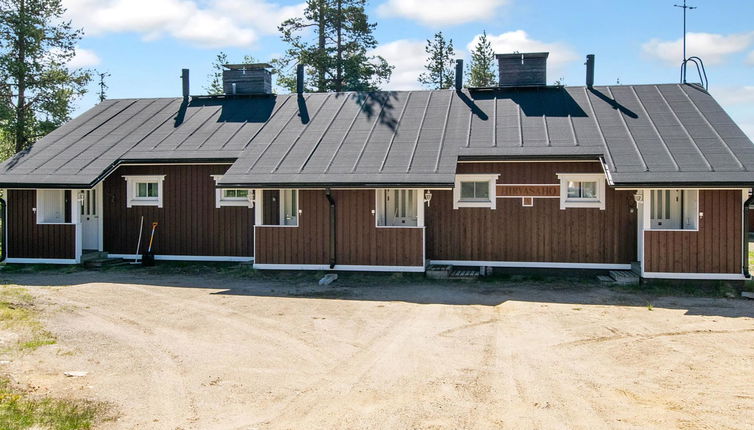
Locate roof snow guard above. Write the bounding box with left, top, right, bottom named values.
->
left=0, top=84, right=753, bottom=189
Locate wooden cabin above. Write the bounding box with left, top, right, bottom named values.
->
left=1, top=55, right=752, bottom=281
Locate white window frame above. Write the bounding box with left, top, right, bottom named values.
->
left=375, top=189, right=425, bottom=228
left=453, top=174, right=499, bottom=209
left=124, top=175, right=165, bottom=208
left=36, top=189, right=73, bottom=225
left=557, top=173, right=606, bottom=210
left=211, top=175, right=254, bottom=208
left=645, top=189, right=700, bottom=232
left=254, top=189, right=300, bottom=227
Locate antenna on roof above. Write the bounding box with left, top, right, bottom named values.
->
left=674, top=0, right=697, bottom=63
left=675, top=0, right=709, bottom=89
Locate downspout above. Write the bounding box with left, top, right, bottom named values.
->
left=743, top=190, right=754, bottom=278
left=325, top=189, right=336, bottom=269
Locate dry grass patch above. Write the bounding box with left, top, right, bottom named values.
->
left=0, top=285, right=56, bottom=353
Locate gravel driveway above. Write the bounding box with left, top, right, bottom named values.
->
left=2, top=270, right=754, bottom=429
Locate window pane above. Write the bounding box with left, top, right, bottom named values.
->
left=567, top=181, right=581, bottom=198
left=223, top=189, right=236, bottom=198
left=474, top=182, right=489, bottom=199
left=460, top=182, right=475, bottom=199
left=582, top=182, right=597, bottom=198
left=237, top=190, right=249, bottom=198
left=665, top=190, right=670, bottom=219
left=137, top=183, right=147, bottom=197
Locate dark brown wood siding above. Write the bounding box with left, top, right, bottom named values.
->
left=102, top=165, right=254, bottom=257
left=7, top=190, right=76, bottom=259
left=426, top=162, right=637, bottom=264
left=255, top=190, right=424, bottom=267
left=645, top=190, right=742, bottom=274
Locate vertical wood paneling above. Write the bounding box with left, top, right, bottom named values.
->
left=254, top=189, right=424, bottom=266
left=425, top=162, right=637, bottom=264
left=102, top=165, right=254, bottom=256
left=7, top=190, right=76, bottom=259
left=645, top=190, right=742, bottom=274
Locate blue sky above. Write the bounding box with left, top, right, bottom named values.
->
left=65, top=0, right=754, bottom=138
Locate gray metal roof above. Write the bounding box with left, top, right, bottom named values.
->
left=1, top=83, right=753, bottom=188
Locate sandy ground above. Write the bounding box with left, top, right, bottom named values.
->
left=1, top=270, right=754, bottom=430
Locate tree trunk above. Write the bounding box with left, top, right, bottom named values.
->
left=335, top=0, right=342, bottom=92
left=14, top=0, right=27, bottom=153
left=317, top=0, right=327, bottom=92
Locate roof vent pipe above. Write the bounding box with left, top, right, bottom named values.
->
left=181, top=69, right=190, bottom=100
left=296, top=64, right=305, bottom=94
left=586, top=54, right=595, bottom=88
left=455, top=59, right=463, bottom=91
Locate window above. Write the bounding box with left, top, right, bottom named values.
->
left=212, top=175, right=253, bottom=208
left=648, top=189, right=698, bottom=230
left=258, top=189, right=299, bottom=226
left=124, top=175, right=165, bottom=208
left=376, top=189, right=420, bottom=227
left=453, top=174, right=499, bottom=209
left=36, top=190, right=73, bottom=224
left=558, top=173, right=606, bottom=210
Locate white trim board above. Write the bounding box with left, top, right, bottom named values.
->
left=108, top=254, right=254, bottom=262
left=253, top=264, right=426, bottom=273
left=5, top=258, right=78, bottom=265
left=642, top=272, right=748, bottom=281
left=431, top=260, right=631, bottom=270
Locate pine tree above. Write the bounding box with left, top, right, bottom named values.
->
left=0, top=0, right=91, bottom=153
left=277, top=0, right=393, bottom=93
left=467, top=31, right=497, bottom=87
left=418, top=32, right=456, bottom=90
left=205, top=53, right=259, bottom=95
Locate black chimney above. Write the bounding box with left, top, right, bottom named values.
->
left=455, top=59, right=463, bottom=91
left=586, top=54, right=595, bottom=88
left=296, top=64, right=305, bottom=94
left=181, top=69, right=190, bottom=100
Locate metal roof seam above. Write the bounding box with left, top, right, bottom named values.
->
left=543, top=115, right=551, bottom=147
left=568, top=114, right=578, bottom=146
left=171, top=105, right=223, bottom=151
left=244, top=94, right=308, bottom=174
left=434, top=91, right=455, bottom=173
left=629, top=85, right=680, bottom=172
left=605, top=86, right=648, bottom=172
left=654, top=85, right=713, bottom=172
left=583, top=87, right=618, bottom=173
left=679, top=85, right=746, bottom=171
left=238, top=94, right=293, bottom=151
left=323, top=94, right=371, bottom=174
left=405, top=91, right=433, bottom=173
left=30, top=99, right=139, bottom=172
left=465, top=107, right=473, bottom=148
left=379, top=92, right=412, bottom=172
left=73, top=98, right=170, bottom=174
left=298, top=94, right=350, bottom=173
left=272, top=93, right=332, bottom=173
left=147, top=102, right=206, bottom=151
left=351, top=94, right=390, bottom=173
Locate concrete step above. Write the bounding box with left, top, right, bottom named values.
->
left=81, top=251, right=108, bottom=262
left=83, top=257, right=127, bottom=269
left=608, top=270, right=640, bottom=286
left=426, top=265, right=452, bottom=280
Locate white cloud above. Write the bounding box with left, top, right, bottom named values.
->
left=641, top=32, right=754, bottom=65
left=69, top=48, right=101, bottom=68
left=370, top=40, right=427, bottom=90
left=62, top=0, right=304, bottom=48
left=377, top=0, right=508, bottom=26
left=711, top=86, right=754, bottom=106
left=470, top=30, right=577, bottom=68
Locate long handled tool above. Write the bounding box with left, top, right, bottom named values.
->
left=142, top=222, right=158, bottom=266
left=131, top=216, right=144, bottom=264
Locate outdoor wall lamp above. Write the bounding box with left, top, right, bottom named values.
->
left=424, top=190, right=433, bottom=207
left=247, top=191, right=255, bottom=208
left=77, top=191, right=86, bottom=204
